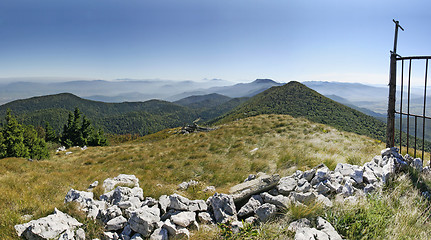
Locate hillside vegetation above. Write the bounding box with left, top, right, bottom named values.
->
left=0, top=93, right=247, bottom=136
left=0, top=114, right=390, bottom=239
left=0, top=93, right=198, bottom=136
left=215, top=81, right=386, bottom=140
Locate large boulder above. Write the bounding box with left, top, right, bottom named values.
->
left=129, top=206, right=161, bottom=237
left=103, top=174, right=140, bottom=192
left=277, top=176, right=297, bottom=195
left=15, top=208, right=83, bottom=240
left=208, top=193, right=237, bottom=223
left=229, top=173, right=280, bottom=203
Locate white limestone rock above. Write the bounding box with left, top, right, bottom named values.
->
left=255, top=203, right=277, bottom=222
left=128, top=206, right=161, bottom=237
left=106, top=215, right=128, bottom=231
left=103, top=174, right=140, bottom=192
left=277, top=176, right=297, bottom=195
left=260, top=192, right=291, bottom=209
left=208, top=193, right=237, bottom=224
left=15, top=208, right=83, bottom=240
left=170, top=211, right=196, bottom=227
left=238, top=195, right=263, bottom=217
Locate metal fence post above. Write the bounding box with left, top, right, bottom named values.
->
left=386, top=20, right=404, bottom=148
left=387, top=53, right=397, bottom=148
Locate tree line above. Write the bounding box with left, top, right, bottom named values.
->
left=0, top=107, right=107, bottom=160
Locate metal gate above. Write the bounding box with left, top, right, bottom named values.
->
left=386, top=20, right=431, bottom=161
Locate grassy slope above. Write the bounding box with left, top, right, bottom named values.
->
left=0, top=114, right=388, bottom=239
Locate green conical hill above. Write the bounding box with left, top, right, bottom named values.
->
left=216, top=81, right=386, bottom=141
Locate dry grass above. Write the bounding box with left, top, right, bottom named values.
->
left=0, top=114, right=387, bottom=239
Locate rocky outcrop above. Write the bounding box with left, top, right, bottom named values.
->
left=15, top=208, right=84, bottom=240
left=16, top=147, right=426, bottom=239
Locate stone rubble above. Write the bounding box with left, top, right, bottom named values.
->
left=15, top=147, right=428, bottom=239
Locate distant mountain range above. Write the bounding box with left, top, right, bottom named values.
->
left=0, top=78, right=281, bottom=105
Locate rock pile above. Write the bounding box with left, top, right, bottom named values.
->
left=179, top=123, right=214, bottom=134
left=14, top=147, right=426, bottom=239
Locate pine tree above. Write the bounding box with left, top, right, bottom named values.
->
left=60, top=107, right=108, bottom=147
left=23, top=125, right=49, bottom=159
left=61, top=112, right=75, bottom=148
left=80, top=116, right=93, bottom=146
left=45, top=121, right=58, bottom=142
left=2, top=109, right=29, bottom=158
left=0, top=131, right=6, bottom=158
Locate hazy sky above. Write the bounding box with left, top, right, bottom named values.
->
left=0, top=0, right=430, bottom=84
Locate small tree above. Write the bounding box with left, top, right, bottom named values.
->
left=45, top=121, right=58, bottom=142
left=23, top=125, right=49, bottom=159
left=60, top=107, right=108, bottom=147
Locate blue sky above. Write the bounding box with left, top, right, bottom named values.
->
left=0, top=0, right=430, bottom=84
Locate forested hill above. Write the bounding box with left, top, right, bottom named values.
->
left=0, top=93, right=199, bottom=135
left=214, top=81, right=387, bottom=141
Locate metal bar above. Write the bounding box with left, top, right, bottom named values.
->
left=387, top=53, right=397, bottom=148
left=400, top=60, right=404, bottom=153
left=397, top=56, right=431, bottom=60
left=415, top=116, right=417, bottom=158
left=395, top=111, right=431, bottom=120
left=387, top=20, right=403, bottom=148
left=422, top=59, right=428, bottom=161
left=406, top=59, right=412, bottom=154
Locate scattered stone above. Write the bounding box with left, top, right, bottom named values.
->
left=231, top=220, right=244, bottom=234
left=315, top=182, right=331, bottom=195
left=250, top=148, right=259, bottom=153
left=291, top=192, right=317, bottom=204
left=316, top=217, right=343, bottom=240
left=255, top=203, right=277, bottom=222
left=150, top=227, right=169, bottom=240
left=129, top=206, right=161, bottom=237
left=277, top=176, right=297, bottom=195
left=178, top=180, right=199, bottom=190
left=56, top=146, right=66, bottom=152
left=237, top=195, right=263, bottom=217
left=203, top=186, right=216, bottom=192
left=412, top=158, right=423, bottom=172
left=103, top=174, right=140, bottom=192
left=244, top=174, right=257, bottom=182
left=288, top=218, right=311, bottom=232
left=261, top=192, right=290, bottom=209
left=170, top=211, right=196, bottom=227
left=208, top=193, right=237, bottom=223
left=197, top=212, right=214, bottom=224
left=295, top=227, right=329, bottom=240
left=168, top=194, right=207, bottom=212
left=88, top=180, right=99, bottom=190
left=245, top=216, right=257, bottom=224
left=316, top=194, right=333, bottom=208
left=106, top=215, right=128, bottom=231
